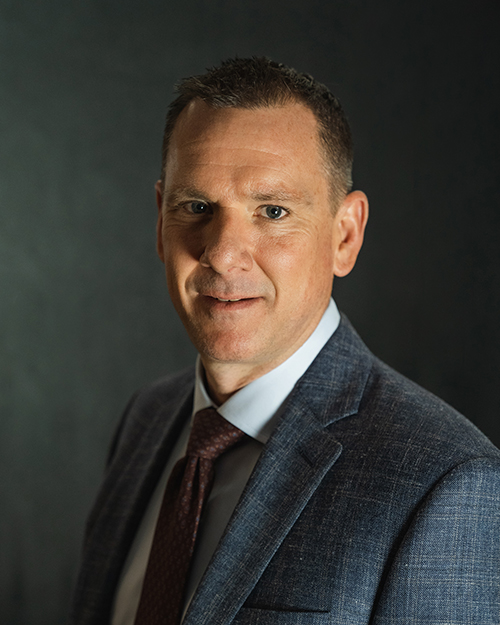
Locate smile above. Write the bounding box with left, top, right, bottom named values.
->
left=202, top=295, right=260, bottom=308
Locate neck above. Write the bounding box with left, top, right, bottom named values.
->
left=201, top=329, right=320, bottom=404
left=202, top=359, right=277, bottom=405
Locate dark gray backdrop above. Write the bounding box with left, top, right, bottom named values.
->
left=1, top=1, right=499, bottom=623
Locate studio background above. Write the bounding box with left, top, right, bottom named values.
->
left=1, top=1, right=499, bottom=623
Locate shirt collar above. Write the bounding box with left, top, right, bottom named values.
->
left=193, top=298, right=340, bottom=443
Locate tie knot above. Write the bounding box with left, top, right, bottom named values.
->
left=187, top=408, right=246, bottom=460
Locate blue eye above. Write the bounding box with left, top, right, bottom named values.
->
left=265, top=206, right=285, bottom=219
left=189, top=201, right=209, bottom=214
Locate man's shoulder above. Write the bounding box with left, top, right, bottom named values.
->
left=123, top=365, right=196, bottom=428
left=131, top=366, right=196, bottom=411
left=368, top=352, right=497, bottom=453
left=107, top=366, right=195, bottom=464
left=322, top=316, right=500, bottom=466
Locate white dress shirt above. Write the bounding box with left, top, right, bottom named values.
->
left=112, top=299, right=340, bottom=625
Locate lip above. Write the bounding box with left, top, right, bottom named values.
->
left=199, top=294, right=262, bottom=310
left=202, top=292, right=261, bottom=302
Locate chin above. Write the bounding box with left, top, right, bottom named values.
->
left=193, top=331, right=264, bottom=365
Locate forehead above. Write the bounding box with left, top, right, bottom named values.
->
left=165, top=100, right=327, bottom=191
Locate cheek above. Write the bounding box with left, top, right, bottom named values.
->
left=163, top=228, right=199, bottom=274
left=255, top=242, right=317, bottom=300
left=163, top=221, right=203, bottom=254
left=163, top=249, right=193, bottom=305
left=256, top=229, right=334, bottom=291
left=255, top=235, right=296, bottom=277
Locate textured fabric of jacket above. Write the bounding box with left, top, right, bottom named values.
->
left=71, top=315, right=500, bottom=624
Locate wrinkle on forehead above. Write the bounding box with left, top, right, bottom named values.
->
left=167, top=160, right=305, bottom=183
left=177, top=141, right=316, bottom=161
left=166, top=155, right=319, bottom=205
left=168, top=141, right=321, bottom=177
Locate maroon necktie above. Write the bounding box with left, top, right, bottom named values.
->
left=134, top=408, right=246, bottom=625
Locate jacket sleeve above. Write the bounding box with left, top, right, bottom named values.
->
left=371, top=456, right=500, bottom=624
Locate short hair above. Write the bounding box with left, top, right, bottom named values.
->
left=160, top=57, right=353, bottom=207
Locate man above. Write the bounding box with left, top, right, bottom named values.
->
left=71, top=58, right=500, bottom=624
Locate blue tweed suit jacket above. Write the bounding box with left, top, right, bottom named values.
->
left=71, top=316, right=500, bottom=624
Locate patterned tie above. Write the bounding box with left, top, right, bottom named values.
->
left=134, top=407, right=247, bottom=625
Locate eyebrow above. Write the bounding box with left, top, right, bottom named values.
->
left=165, top=185, right=313, bottom=207
left=249, top=189, right=312, bottom=205
left=164, top=187, right=209, bottom=205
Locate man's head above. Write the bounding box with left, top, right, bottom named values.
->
left=155, top=58, right=368, bottom=402
left=160, top=57, right=353, bottom=208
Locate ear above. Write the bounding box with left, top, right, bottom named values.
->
left=332, top=190, right=369, bottom=277
left=155, top=180, right=165, bottom=263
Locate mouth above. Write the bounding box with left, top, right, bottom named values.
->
left=200, top=294, right=261, bottom=310
left=204, top=292, right=258, bottom=302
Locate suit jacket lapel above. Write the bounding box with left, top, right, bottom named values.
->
left=184, top=316, right=373, bottom=625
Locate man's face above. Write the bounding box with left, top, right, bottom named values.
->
left=157, top=100, right=343, bottom=384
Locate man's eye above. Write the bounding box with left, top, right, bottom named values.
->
left=264, top=205, right=286, bottom=220
left=188, top=201, right=209, bottom=214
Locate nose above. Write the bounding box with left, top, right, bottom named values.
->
left=199, top=212, right=253, bottom=273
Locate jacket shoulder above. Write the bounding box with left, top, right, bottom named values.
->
left=317, top=317, right=500, bottom=487
left=365, top=354, right=499, bottom=459
left=107, top=367, right=195, bottom=465
left=128, top=367, right=195, bottom=415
